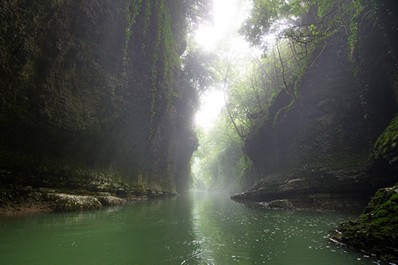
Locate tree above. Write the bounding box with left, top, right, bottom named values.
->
left=240, top=0, right=365, bottom=58
left=184, top=0, right=213, bottom=29
left=182, top=49, right=218, bottom=96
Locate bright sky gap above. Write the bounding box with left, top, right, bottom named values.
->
left=193, top=0, right=255, bottom=131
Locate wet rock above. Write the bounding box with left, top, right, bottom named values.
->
left=333, top=184, right=398, bottom=263
left=146, top=189, right=175, bottom=198
left=231, top=168, right=393, bottom=211
left=96, top=195, right=126, bottom=206
left=265, top=199, right=295, bottom=210
left=258, top=199, right=295, bottom=210
left=47, top=193, right=102, bottom=212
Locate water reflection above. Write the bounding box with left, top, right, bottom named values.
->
left=187, top=192, right=383, bottom=265
left=0, top=192, right=386, bottom=265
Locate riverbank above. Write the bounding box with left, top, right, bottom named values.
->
left=0, top=169, right=174, bottom=217
left=0, top=185, right=143, bottom=217
left=0, top=192, right=382, bottom=265
left=229, top=167, right=389, bottom=212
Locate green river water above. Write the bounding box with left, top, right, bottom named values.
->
left=0, top=192, right=386, bottom=265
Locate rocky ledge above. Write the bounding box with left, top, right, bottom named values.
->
left=231, top=167, right=397, bottom=212
left=0, top=186, right=134, bottom=216
left=0, top=170, right=175, bottom=216
left=47, top=193, right=126, bottom=212
left=231, top=168, right=398, bottom=262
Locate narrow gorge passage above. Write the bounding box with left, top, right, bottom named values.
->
left=0, top=0, right=398, bottom=264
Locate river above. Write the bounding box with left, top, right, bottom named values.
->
left=0, top=192, right=385, bottom=265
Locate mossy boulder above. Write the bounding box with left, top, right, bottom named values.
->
left=47, top=193, right=102, bottom=212
left=335, top=184, right=398, bottom=263
left=374, top=115, right=398, bottom=167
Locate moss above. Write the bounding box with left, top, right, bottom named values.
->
left=148, top=1, right=178, bottom=138
left=0, top=0, right=196, bottom=195
left=337, top=184, right=398, bottom=262
left=142, top=1, right=153, bottom=37
left=123, top=0, right=143, bottom=66
left=315, top=151, right=370, bottom=170
left=373, top=115, right=398, bottom=163
left=346, top=0, right=366, bottom=60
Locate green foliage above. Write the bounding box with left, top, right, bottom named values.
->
left=192, top=115, right=251, bottom=192
left=346, top=0, right=365, bottom=59
left=142, top=1, right=152, bottom=37
left=191, top=52, right=270, bottom=191
left=182, top=48, right=217, bottom=95
left=191, top=28, right=307, bottom=192
left=240, top=0, right=367, bottom=60
left=339, top=184, right=398, bottom=253
left=148, top=1, right=180, bottom=137
left=195, top=0, right=379, bottom=193
left=123, top=0, right=143, bottom=66
left=184, top=0, right=213, bottom=30
left=0, top=0, right=202, bottom=194
left=373, top=115, right=398, bottom=164
left=239, top=0, right=309, bottom=48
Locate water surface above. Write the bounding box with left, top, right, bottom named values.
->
left=0, top=192, right=385, bottom=264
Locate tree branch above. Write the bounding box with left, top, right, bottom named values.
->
left=222, top=65, right=245, bottom=142
left=276, top=41, right=296, bottom=100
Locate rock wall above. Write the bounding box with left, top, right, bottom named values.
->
left=240, top=1, right=398, bottom=209
left=0, top=0, right=197, bottom=194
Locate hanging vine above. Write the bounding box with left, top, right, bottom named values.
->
left=122, top=0, right=143, bottom=69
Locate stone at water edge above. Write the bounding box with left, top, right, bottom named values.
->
left=96, top=195, right=126, bottom=206
left=47, top=193, right=102, bottom=212
left=268, top=199, right=295, bottom=210
left=333, top=184, right=398, bottom=263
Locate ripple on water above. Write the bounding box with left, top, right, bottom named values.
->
left=0, top=193, right=390, bottom=265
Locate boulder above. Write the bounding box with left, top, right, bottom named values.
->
left=259, top=199, right=295, bottom=210
left=96, top=195, right=126, bottom=206
left=333, top=184, right=398, bottom=263
left=47, top=193, right=102, bottom=212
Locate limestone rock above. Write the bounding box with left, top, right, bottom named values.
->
left=47, top=193, right=102, bottom=212
left=259, top=199, right=295, bottom=210
left=96, top=195, right=126, bottom=206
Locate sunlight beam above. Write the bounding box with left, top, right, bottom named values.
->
left=193, top=0, right=255, bottom=131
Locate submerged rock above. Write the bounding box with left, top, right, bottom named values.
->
left=333, top=184, right=398, bottom=263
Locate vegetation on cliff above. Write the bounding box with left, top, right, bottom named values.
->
left=192, top=0, right=398, bottom=192
left=330, top=114, right=398, bottom=261
left=189, top=1, right=398, bottom=260
left=0, top=0, right=212, bottom=197
left=374, top=115, right=398, bottom=167
left=221, top=0, right=398, bottom=260
left=241, top=0, right=398, bottom=176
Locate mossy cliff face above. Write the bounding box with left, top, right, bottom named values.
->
left=0, top=0, right=198, bottom=193
left=241, top=1, right=398, bottom=209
